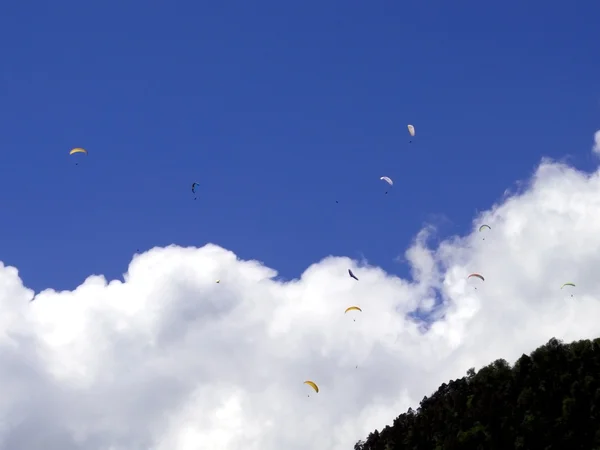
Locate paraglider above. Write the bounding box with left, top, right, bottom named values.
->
left=561, top=282, right=575, bottom=297
left=192, top=182, right=200, bottom=200
left=345, top=306, right=362, bottom=322
left=380, top=176, right=393, bottom=194
left=216, top=279, right=220, bottom=283
left=304, top=380, right=319, bottom=397
left=69, top=147, right=87, bottom=165
left=348, top=269, right=358, bottom=281
left=407, top=124, right=415, bottom=143
left=468, top=273, right=484, bottom=290
left=479, top=224, right=491, bottom=240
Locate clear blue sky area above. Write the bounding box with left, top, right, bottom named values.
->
left=1, top=0, right=599, bottom=292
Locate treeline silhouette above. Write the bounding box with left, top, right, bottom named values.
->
left=355, top=337, right=600, bottom=450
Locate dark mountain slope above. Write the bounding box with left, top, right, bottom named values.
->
left=355, top=337, right=600, bottom=450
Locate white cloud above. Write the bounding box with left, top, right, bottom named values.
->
left=593, top=130, right=600, bottom=155
left=1, top=160, right=600, bottom=449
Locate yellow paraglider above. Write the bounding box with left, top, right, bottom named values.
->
left=304, top=380, right=319, bottom=394
left=69, top=148, right=87, bottom=165
left=345, top=305, right=362, bottom=322
left=215, top=279, right=220, bottom=283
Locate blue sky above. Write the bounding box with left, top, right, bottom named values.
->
left=0, top=0, right=598, bottom=292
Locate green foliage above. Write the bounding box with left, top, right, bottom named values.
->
left=355, top=337, right=600, bottom=450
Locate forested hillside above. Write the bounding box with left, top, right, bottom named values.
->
left=355, top=337, right=600, bottom=450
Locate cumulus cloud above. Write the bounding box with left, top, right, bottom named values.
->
left=593, top=130, right=600, bottom=155
left=1, top=160, right=600, bottom=449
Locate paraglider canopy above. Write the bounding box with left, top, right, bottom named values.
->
left=348, top=269, right=359, bottom=281
left=192, top=182, right=200, bottom=200
left=561, top=282, right=576, bottom=297
left=380, top=176, right=393, bottom=194
left=345, top=306, right=362, bottom=321
left=478, top=224, right=491, bottom=240
left=380, top=176, right=393, bottom=186
left=69, top=147, right=87, bottom=165
left=407, top=124, right=415, bottom=143
left=304, top=380, right=319, bottom=394
left=467, top=273, right=484, bottom=290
